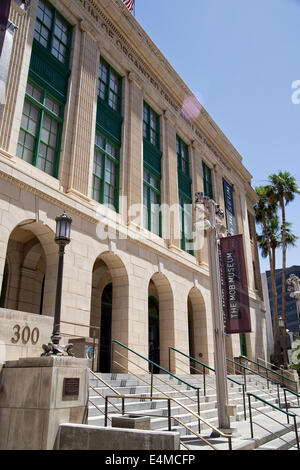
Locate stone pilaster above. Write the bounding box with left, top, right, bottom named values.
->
left=67, top=27, right=99, bottom=198
left=126, top=72, right=144, bottom=227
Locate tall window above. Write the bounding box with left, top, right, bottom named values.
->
left=98, top=59, right=122, bottom=113
left=179, top=195, right=193, bottom=254
left=92, top=132, right=119, bottom=211
left=177, top=136, right=193, bottom=254
left=177, top=136, right=189, bottom=176
left=17, top=0, right=71, bottom=177
left=143, top=102, right=160, bottom=148
left=143, top=169, right=161, bottom=236
left=34, top=0, right=71, bottom=65
left=203, top=162, right=214, bottom=200
left=143, top=102, right=162, bottom=236
left=17, top=81, right=63, bottom=177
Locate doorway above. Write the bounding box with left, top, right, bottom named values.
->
left=99, top=283, right=113, bottom=372
left=148, top=295, right=160, bottom=373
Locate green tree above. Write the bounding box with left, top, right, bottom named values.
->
left=268, top=172, right=300, bottom=367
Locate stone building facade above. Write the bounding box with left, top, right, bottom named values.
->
left=0, top=0, right=268, bottom=374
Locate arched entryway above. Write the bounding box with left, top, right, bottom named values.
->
left=148, top=273, right=174, bottom=373
left=1, top=221, right=56, bottom=316
left=90, top=252, right=129, bottom=373
left=187, top=287, right=208, bottom=372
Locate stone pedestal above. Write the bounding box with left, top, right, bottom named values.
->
left=0, top=356, right=89, bottom=450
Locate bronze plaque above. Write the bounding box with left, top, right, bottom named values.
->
left=63, top=378, right=80, bottom=399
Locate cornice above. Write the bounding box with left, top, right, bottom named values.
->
left=0, top=165, right=99, bottom=225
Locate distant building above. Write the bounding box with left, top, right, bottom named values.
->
left=262, top=265, right=300, bottom=351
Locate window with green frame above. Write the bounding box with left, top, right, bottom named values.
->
left=34, top=0, right=71, bottom=66
left=202, top=162, right=214, bottom=200
left=92, top=132, right=120, bottom=211
left=143, top=102, right=160, bottom=149
left=177, top=135, right=189, bottom=176
left=98, top=59, right=122, bottom=113
left=17, top=81, right=63, bottom=177
left=179, top=194, right=194, bottom=255
left=143, top=169, right=161, bottom=236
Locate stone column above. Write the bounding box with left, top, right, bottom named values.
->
left=67, top=27, right=99, bottom=199
left=126, top=72, right=144, bottom=227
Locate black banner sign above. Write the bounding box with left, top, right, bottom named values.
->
left=220, top=234, right=251, bottom=334
left=223, top=179, right=237, bottom=236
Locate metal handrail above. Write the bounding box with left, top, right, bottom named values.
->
left=112, top=340, right=201, bottom=391
left=169, top=347, right=247, bottom=419
left=257, top=356, right=296, bottom=380
left=104, top=394, right=232, bottom=450
left=111, top=340, right=233, bottom=447
left=240, top=355, right=298, bottom=387
left=226, top=357, right=281, bottom=388
left=283, top=388, right=300, bottom=414
left=247, top=392, right=300, bottom=450
left=113, top=350, right=202, bottom=433
left=113, top=352, right=200, bottom=409
left=88, top=369, right=122, bottom=419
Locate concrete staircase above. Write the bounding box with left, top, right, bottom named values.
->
left=87, top=371, right=300, bottom=450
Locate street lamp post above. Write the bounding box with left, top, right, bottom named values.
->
left=41, top=211, right=74, bottom=357
left=195, top=192, right=231, bottom=432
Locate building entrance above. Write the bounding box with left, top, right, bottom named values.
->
left=148, top=295, right=160, bottom=374
left=98, top=283, right=113, bottom=372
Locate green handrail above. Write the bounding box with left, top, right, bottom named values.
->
left=169, top=347, right=247, bottom=419
left=112, top=340, right=201, bottom=391
left=226, top=357, right=281, bottom=388
left=169, top=347, right=244, bottom=387
left=247, top=391, right=300, bottom=449
left=240, top=355, right=298, bottom=386
left=247, top=392, right=297, bottom=417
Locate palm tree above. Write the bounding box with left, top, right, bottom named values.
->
left=268, top=172, right=300, bottom=367
left=257, top=218, right=298, bottom=364
left=254, top=185, right=281, bottom=366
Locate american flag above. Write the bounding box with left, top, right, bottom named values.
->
left=122, top=0, right=135, bottom=13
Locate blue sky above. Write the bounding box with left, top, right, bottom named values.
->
left=135, top=0, right=300, bottom=273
